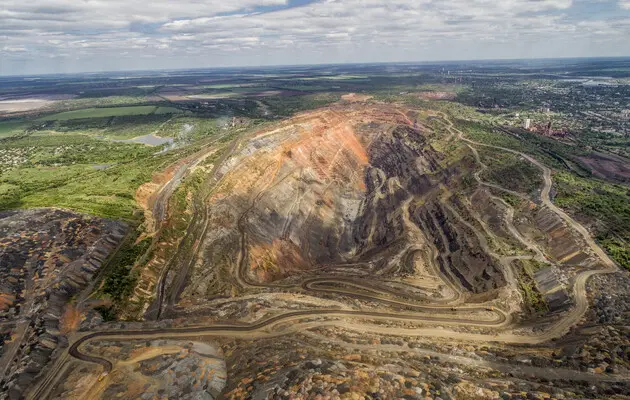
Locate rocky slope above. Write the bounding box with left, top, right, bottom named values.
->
left=163, top=104, right=510, bottom=317
left=0, top=209, right=127, bottom=399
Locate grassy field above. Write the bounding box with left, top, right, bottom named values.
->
left=38, top=105, right=181, bottom=121
left=187, top=93, right=239, bottom=99
left=302, top=75, right=368, bottom=81
left=0, top=133, right=189, bottom=220
left=154, top=106, right=182, bottom=114
left=273, top=85, right=332, bottom=92
left=53, top=95, right=154, bottom=110
left=160, top=117, right=219, bottom=141
left=200, top=83, right=260, bottom=89
left=0, top=121, right=26, bottom=138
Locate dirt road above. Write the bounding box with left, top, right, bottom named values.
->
left=436, top=112, right=618, bottom=339
left=29, top=108, right=624, bottom=399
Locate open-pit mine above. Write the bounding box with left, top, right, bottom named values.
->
left=4, top=101, right=628, bottom=400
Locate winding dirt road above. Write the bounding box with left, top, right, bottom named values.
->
left=29, top=109, right=624, bottom=399
left=436, top=112, right=618, bottom=341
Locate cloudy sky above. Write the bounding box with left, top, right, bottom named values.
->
left=1, top=0, right=630, bottom=75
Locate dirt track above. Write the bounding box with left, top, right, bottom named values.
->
left=438, top=112, right=618, bottom=341
left=28, top=106, right=624, bottom=399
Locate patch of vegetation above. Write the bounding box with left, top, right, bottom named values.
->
left=167, top=169, right=205, bottom=233
left=553, top=171, right=630, bottom=270
left=516, top=260, right=548, bottom=315
left=273, top=84, right=332, bottom=92
left=200, top=83, right=260, bottom=90
left=598, top=237, right=630, bottom=271
left=416, top=83, right=468, bottom=93
left=53, top=95, right=154, bottom=111
left=457, top=119, right=580, bottom=172
left=96, top=231, right=152, bottom=320
left=261, top=93, right=341, bottom=117
left=527, top=259, right=551, bottom=273
left=94, top=305, right=117, bottom=321
left=297, top=75, right=368, bottom=81
left=0, top=121, right=26, bottom=138
left=154, top=106, right=183, bottom=114
left=477, top=148, right=543, bottom=194
left=38, top=105, right=179, bottom=121
left=31, top=113, right=167, bottom=136
left=159, top=117, right=219, bottom=141
left=0, top=133, right=195, bottom=220
left=500, top=192, right=522, bottom=207
left=98, top=116, right=173, bottom=139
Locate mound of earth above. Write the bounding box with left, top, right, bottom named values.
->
left=52, top=340, right=226, bottom=400
left=577, top=151, right=630, bottom=185
left=0, top=208, right=127, bottom=398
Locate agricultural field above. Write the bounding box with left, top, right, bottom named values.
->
left=38, top=105, right=181, bottom=121
left=0, top=121, right=26, bottom=138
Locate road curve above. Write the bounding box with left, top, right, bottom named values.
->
left=54, top=110, right=623, bottom=398
left=69, top=307, right=508, bottom=373
left=436, top=112, right=618, bottom=340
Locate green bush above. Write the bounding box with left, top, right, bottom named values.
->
left=96, top=235, right=151, bottom=320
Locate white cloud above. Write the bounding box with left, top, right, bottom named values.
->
left=0, top=0, right=629, bottom=74
left=2, top=45, right=26, bottom=52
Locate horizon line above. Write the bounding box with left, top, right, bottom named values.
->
left=1, top=55, right=630, bottom=79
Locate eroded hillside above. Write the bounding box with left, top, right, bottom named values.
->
left=0, top=209, right=127, bottom=397
left=26, top=101, right=626, bottom=400
left=143, top=103, right=516, bottom=321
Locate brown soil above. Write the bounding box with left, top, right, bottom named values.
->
left=0, top=100, right=55, bottom=114
left=578, top=151, right=630, bottom=184
left=0, top=293, right=16, bottom=311
left=59, top=304, right=81, bottom=335
left=417, top=91, right=457, bottom=100
left=134, top=163, right=179, bottom=235
left=341, top=93, right=373, bottom=102
left=249, top=239, right=308, bottom=282
left=0, top=95, right=76, bottom=116
left=177, top=103, right=510, bottom=309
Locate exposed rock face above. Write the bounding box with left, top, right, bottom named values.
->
left=0, top=209, right=127, bottom=398
left=174, top=104, right=508, bottom=312
left=413, top=201, right=507, bottom=294
left=534, top=266, right=571, bottom=313
left=531, top=207, right=592, bottom=265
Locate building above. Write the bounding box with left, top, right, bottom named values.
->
left=524, top=119, right=531, bottom=129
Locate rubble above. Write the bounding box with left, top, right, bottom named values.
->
left=0, top=208, right=127, bottom=398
